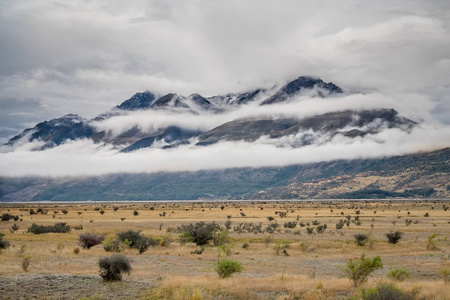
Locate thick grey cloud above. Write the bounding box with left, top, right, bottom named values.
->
left=0, top=1, right=449, bottom=155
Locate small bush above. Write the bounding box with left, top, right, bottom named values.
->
left=28, top=223, right=71, bottom=234
left=263, top=235, right=274, bottom=245
left=178, top=222, right=221, bottom=246
left=342, top=254, right=383, bottom=287
left=0, top=233, right=10, bottom=250
left=103, top=238, right=124, bottom=252
left=134, top=236, right=158, bottom=254
left=99, top=255, right=131, bottom=281
left=426, top=233, right=440, bottom=251
left=442, top=269, right=450, bottom=284
left=360, top=283, right=414, bottom=300
left=116, top=230, right=156, bottom=254
left=1, top=213, right=19, bottom=222
left=79, top=233, right=105, bottom=249
left=73, top=247, right=80, bottom=254
left=274, top=242, right=290, bottom=255
left=159, top=234, right=173, bottom=247
left=116, top=230, right=144, bottom=247
left=316, top=224, right=327, bottom=233
left=354, top=234, right=369, bottom=246
left=21, top=256, right=32, bottom=271
left=388, top=267, right=411, bottom=282
left=213, top=229, right=230, bottom=246
left=224, top=220, right=232, bottom=230
left=386, top=231, right=403, bottom=244
left=215, top=258, right=243, bottom=278
left=9, top=223, right=19, bottom=233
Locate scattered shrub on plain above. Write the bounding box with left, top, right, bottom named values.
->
left=178, top=222, right=221, bottom=246
left=79, top=233, right=105, bottom=249
left=103, top=237, right=124, bottom=252
left=1, top=213, right=19, bottom=222
left=98, top=255, right=131, bottom=281
left=73, top=247, right=80, bottom=254
left=215, top=258, right=243, bottom=278
left=28, top=223, right=71, bottom=234
left=116, top=230, right=156, bottom=254
left=159, top=234, right=173, bottom=247
left=21, top=256, right=32, bottom=272
left=0, top=233, right=10, bottom=250
left=342, top=254, right=383, bottom=287
left=263, top=235, right=274, bottom=246
left=386, top=231, right=403, bottom=244
left=359, top=283, right=414, bottom=300
left=387, top=267, right=411, bottom=282
left=426, top=233, right=440, bottom=251
left=134, top=236, right=158, bottom=254
left=274, top=242, right=290, bottom=255
left=212, top=229, right=230, bottom=246
left=442, top=269, right=450, bottom=284
left=9, top=224, right=19, bottom=233
left=354, top=234, right=369, bottom=246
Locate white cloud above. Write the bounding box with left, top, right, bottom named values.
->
left=1, top=122, right=449, bottom=177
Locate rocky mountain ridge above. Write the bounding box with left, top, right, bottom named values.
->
left=3, top=76, right=413, bottom=152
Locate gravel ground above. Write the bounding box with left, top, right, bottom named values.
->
left=0, top=274, right=153, bottom=300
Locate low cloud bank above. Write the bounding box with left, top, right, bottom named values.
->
left=1, top=122, right=449, bottom=177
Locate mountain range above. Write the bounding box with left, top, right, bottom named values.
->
left=3, top=76, right=413, bottom=152
left=1, top=75, right=449, bottom=201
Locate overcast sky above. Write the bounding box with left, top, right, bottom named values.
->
left=1, top=0, right=449, bottom=144
left=0, top=1, right=450, bottom=178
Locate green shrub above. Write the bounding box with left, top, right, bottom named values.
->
left=212, top=229, right=230, bottom=246
left=98, top=255, right=131, bottom=281
left=178, top=222, right=221, bottom=246
left=263, top=235, right=274, bottom=245
left=27, top=223, right=71, bottom=234
left=1, top=213, right=19, bottom=222
left=442, top=269, right=450, bottom=284
left=215, top=258, right=243, bottom=278
left=388, top=267, right=411, bottom=282
left=426, top=233, right=440, bottom=251
left=9, top=223, right=19, bottom=233
left=159, top=234, right=173, bottom=247
left=342, top=254, right=383, bottom=287
left=316, top=224, right=327, bottom=233
left=386, top=231, right=403, bottom=244
left=103, top=238, right=124, bottom=252
left=134, top=236, right=158, bottom=254
left=116, top=230, right=156, bottom=254
left=21, top=256, right=31, bottom=272
left=0, top=233, right=10, bottom=250
left=116, top=230, right=143, bottom=247
left=360, top=283, right=414, bottom=300
left=274, top=242, right=290, bottom=255
left=354, top=234, right=369, bottom=246
left=79, top=233, right=105, bottom=249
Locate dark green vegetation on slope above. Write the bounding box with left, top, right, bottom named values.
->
left=0, top=148, right=449, bottom=201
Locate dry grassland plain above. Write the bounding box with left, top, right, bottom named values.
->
left=0, top=200, right=449, bottom=299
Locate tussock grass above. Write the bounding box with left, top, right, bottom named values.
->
left=0, top=201, right=449, bottom=298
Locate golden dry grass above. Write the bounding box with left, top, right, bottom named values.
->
left=0, top=200, right=449, bottom=299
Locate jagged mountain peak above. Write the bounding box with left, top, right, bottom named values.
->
left=261, top=76, right=343, bottom=105
left=116, top=91, right=157, bottom=110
